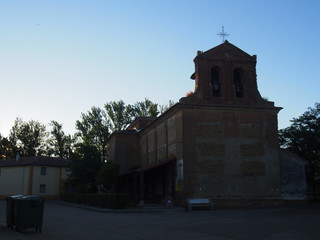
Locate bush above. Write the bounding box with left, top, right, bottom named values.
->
left=96, top=161, right=120, bottom=192
left=60, top=193, right=129, bottom=209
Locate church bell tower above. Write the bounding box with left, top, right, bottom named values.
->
left=179, top=40, right=283, bottom=203
left=181, top=40, right=274, bottom=107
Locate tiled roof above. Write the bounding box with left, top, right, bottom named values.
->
left=0, top=156, right=69, bottom=167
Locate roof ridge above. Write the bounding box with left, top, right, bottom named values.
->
left=0, top=156, right=69, bottom=167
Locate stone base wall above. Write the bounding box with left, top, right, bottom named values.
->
left=211, top=198, right=284, bottom=208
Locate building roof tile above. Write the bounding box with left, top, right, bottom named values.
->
left=0, top=156, right=69, bottom=167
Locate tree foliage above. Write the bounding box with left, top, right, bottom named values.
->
left=104, top=98, right=174, bottom=131
left=68, top=144, right=103, bottom=193
left=68, top=106, right=111, bottom=192
left=9, top=118, right=48, bottom=157
left=0, top=134, right=14, bottom=159
left=279, top=102, right=320, bottom=197
left=159, top=100, right=175, bottom=114
left=75, top=106, right=110, bottom=162
left=104, top=100, right=132, bottom=131
left=48, top=121, right=73, bottom=159
left=131, top=98, right=159, bottom=117
left=96, top=161, right=120, bottom=192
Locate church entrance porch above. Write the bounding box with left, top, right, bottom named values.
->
left=143, top=161, right=176, bottom=204
left=119, top=159, right=176, bottom=207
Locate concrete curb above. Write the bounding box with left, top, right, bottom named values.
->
left=50, top=200, right=183, bottom=213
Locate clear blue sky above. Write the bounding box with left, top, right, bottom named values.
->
left=1, top=0, right=320, bottom=137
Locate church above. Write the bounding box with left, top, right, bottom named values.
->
left=107, top=41, right=307, bottom=207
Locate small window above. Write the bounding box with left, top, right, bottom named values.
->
left=40, top=167, right=47, bottom=176
left=39, top=184, right=46, bottom=193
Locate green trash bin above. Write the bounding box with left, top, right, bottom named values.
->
left=15, top=195, right=45, bottom=233
left=5, top=195, right=23, bottom=228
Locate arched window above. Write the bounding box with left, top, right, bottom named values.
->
left=211, top=67, right=221, bottom=97
left=233, top=68, right=244, bottom=98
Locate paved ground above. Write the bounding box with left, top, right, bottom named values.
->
left=1, top=200, right=320, bottom=240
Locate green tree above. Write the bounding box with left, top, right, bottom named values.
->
left=48, top=121, right=73, bottom=159
left=159, top=100, right=176, bottom=114
left=96, top=161, right=120, bottom=192
left=104, top=100, right=132, bottom=131
left=131, top=98, right=159, bottom=117
left=68, top=144, right=102, bottom=193
left=75, top=106, right=110, bottom=162
left=104, top=98, right=172, bottom=132
left=0, top=134, right=15, bottom=159
left=9, top=118, right=48, bottom=157
left=68, top=107, right=110, bottom=192
left=279, top=102, right=320, bottom=198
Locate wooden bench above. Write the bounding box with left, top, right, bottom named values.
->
left=187, top=198, right=213, bottom=211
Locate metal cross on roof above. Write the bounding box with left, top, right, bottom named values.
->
left=217, top=26, right=229, bottom=43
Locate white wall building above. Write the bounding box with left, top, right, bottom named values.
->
left=0, top=156, right=69, bottom=199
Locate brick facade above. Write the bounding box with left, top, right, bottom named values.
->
left=108, top=41, right=305, bottom=207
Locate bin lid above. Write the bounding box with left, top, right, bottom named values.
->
left=18, top=195, right=45, bottom=202
left=6, top=195, right=24, bottom=200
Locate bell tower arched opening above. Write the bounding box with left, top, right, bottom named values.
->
left=210, top=67, right=221, bottom=97
left=233, top=68, right=244, bottom=98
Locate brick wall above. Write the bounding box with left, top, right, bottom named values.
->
left=182, top=105, right=281, bottom=199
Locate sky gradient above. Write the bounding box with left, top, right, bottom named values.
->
left=1, top=0, right=320, bottom=137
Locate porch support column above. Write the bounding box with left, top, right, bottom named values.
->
left=139, top=171, right=144, bottom=207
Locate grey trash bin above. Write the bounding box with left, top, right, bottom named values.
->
left=15, top=195, right=45, bottom=233
left=5, top=195, right=23, bottom=228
